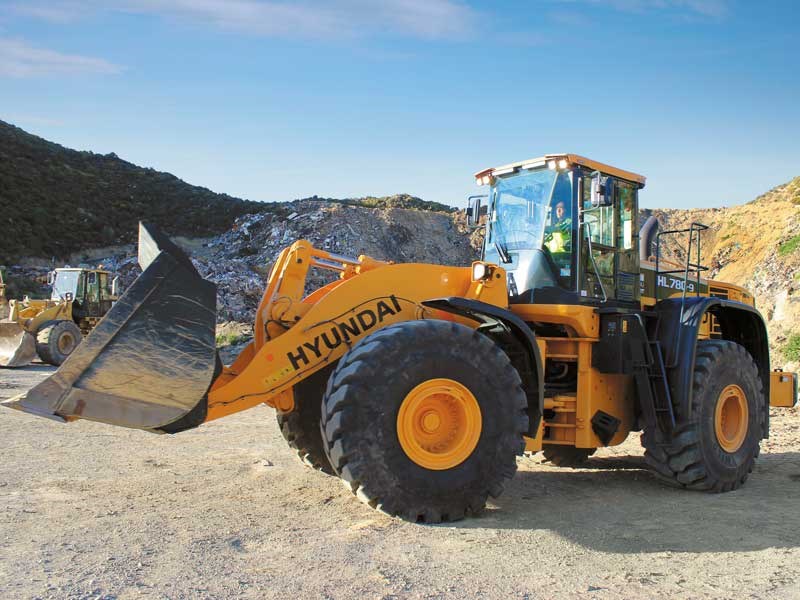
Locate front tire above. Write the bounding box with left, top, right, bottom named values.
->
left=35, top=320, right=82, bottom=366
left=641, top=340, right=764, bottom=492
left=321, top=320, right=528, bottom=523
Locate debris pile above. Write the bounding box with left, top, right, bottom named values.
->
left=191, top=199, right=477, bottom=322
left=5, top=199, right=477, bottom=326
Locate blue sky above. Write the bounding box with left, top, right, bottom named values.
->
left=1, top=0, right=798, bottom=209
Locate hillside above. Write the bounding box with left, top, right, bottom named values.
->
left=646, top=177, right=800, bottom=369
left=0, top=120, right=274, bottom=263
left=298, top=193, right=456, bottom=213
left=0, top=120, right=457, bottom=265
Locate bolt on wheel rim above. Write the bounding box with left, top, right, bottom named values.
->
left=396, top=378, right=482, bottom=470
left=714, top=384, right=748, bottom=453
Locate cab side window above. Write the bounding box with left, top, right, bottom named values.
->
left=579, top=174, right=641, bottom=303
left=75, top=273, right=86, bottom=301
left=582, top=181, right=614, bottom=247
left=86, top=271, right=99, bottom=302
left=615, top=182, right=640, bottom=302
left=98, top=273, right=109, bottom=300
left=581, top=175, right=616, bottom=300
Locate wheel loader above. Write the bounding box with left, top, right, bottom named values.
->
left=0, top=267, right=118, bottom=367
left=4, top=154, right=797, bottom=523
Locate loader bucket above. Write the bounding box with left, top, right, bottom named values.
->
left=2, top=223, right=219, bottom=432
left=0, top=323, right=36, bottom=368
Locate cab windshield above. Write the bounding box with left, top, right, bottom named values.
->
left=51, top=270, right=81, bottom=300
left=487, top=169, right=573, bottom=255
left=484, top=167, right=574, bottom=292
left=487, top=169, right=554, bottom=252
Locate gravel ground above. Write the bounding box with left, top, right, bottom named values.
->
left=1, top=365, right=799, bottom=600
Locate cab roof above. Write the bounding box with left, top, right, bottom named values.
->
left=475, top=153, right=646, bottom=187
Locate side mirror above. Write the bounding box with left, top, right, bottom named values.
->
left=466, top=195, right=487, bottom=228
left=111, top=276, right=120, bottom=297
left=590, top=172, right=613, bottom=208
left=47, top=271, right=55, bottom=286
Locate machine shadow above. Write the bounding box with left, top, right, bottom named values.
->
left=453, top=451, right=800, bottom=554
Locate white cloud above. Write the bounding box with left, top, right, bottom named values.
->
left=8, top=1, right=93, bottom=24
left=556, top=0, right=730, bottom=19
left=0, top=38, right=122, bottom=77
left=9, top=0, right=476, bottom=40
left=366, top=0, right=476, bottom=39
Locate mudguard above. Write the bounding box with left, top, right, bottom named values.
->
left=653, top=296, right=771, bottom=436
left=422, top=297, right=544, bottom=436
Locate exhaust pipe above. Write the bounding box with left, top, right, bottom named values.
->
left=2, top=223, right=220, bottom=433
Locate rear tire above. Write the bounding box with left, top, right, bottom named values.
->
left=276, top=365, right=335, bottom=474
left=35, top=320, right=82, bottom=366
left=321, top=320, right=528, bottom=523
left=641, top=340, right=764, bottom=492
left=541, top=446, right=595, bottom=468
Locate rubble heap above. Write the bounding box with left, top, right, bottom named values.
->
left=4, top=199, right=478, bottom=324
left=193, top=199, right=477, bottom=321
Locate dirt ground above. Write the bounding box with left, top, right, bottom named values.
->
left=1, top=365, right=799, bottom=600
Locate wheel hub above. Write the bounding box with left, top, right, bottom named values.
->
left=714, top=384, right=748, bottom=453
left=421, top=411, right=441, bottom=433
left=397, top=378, right=482, bottom=470
left=58, top=332, right=75, bottom=354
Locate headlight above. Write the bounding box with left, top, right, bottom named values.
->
left=472, top=263, right=488, bottom=281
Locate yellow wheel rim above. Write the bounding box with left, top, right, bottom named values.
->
left=714, top=384, right=748, bottom=453
left=397, top=378, right=482, bottom=470
left=58, top=332, right=76, bottom=354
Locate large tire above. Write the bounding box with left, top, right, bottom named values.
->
left=321, top=320, right=529, bottom=523
left=276, top=365, right=335, bottom=474
left=542, top=446, right=595, bottom=468
left=641, top=340, right=765, bottom=492
left=35, top=320, right=83, bottom=366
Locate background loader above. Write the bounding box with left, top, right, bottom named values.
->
left=0, top=267, right=118, bottom=367
left=4, top=154, right=797, bottom=523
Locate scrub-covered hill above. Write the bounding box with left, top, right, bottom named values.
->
left=0, top=119, right=278, bottom=264
left=646, top=176, right=800, bottom=370
left=0, top=120, right=457, bottom=265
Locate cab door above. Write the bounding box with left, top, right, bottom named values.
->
left=98, top=273, right=114, bottom=316
left=579, top=174, right=640, bottom=305
left=84, top=271, right=102, bottom=317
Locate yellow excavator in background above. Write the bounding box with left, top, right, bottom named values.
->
left=4, top=154, right=797, bottom=523
left=0, top=267, right=118, bottom=367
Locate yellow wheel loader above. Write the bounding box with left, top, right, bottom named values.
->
left=0, top=268, right=118, bottom=367
left=4, top=154, right=797, bottom=523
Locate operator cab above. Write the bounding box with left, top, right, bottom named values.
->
left=469, top=154, right=645, bottom=307
left=49, top=268, right=116, bottom=318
